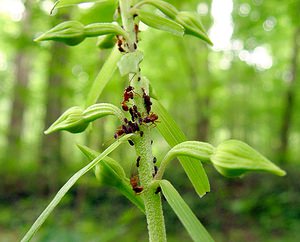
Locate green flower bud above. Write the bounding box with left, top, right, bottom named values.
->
left=44, top=106, right=88, bottom=134
left=211, top=140, right=286, bottom=177
left=136, top=0, right=179, bottom=19
left=35, top=21, right=85, bottom=46
left=175, top=11, right=213, bottom=45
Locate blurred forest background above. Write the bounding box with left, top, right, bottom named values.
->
left=0, top=0, right=299, bottom=241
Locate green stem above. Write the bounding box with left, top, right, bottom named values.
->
left=119, top=1, right=166, bottom=241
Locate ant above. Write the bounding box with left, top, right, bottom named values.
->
left=153, top=165, right=158, bottom=177
left=142, top=88, right=152, bottom=114
left=121, top=86, right=134, bottom=111
left=116, top=35, right=126, bottom=53
left=130, top=175, right=143, bottom=194
left=143, top=113, right=158, bottom=125
left=114, top=127, right=125, bottom=139
left=136, top=156, right=141, bottom=167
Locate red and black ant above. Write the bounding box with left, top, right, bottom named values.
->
left=143, top=113, right=158, bottom=125
left=121, top=86, right=134, bottom=111
left=142, top=88, right=152, bottom=114
left=130, top=175, right=143, bottom=194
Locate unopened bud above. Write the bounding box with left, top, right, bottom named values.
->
left=211, top=140, right=286, bottom=177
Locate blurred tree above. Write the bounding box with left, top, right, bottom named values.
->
left=6, top=0, right=34, bottom=168
left=39, top=12, right=70, bottom=193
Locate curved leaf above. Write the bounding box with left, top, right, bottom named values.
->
left=159, top=180, right=214, bottom=242
left=21, top=134, right=134, bottom=242
left=156, top=141, right=214, bottom=179
left=152, top=99, right=210, bottom=197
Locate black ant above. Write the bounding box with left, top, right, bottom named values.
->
left=153, top=157, right=157, bottom=163
left=130, top=175, right=143, bottom=194
left=136, top=156, right=141, bottom=167
left=155, top=186, right=161, bottom=194
left=153, top=165, right=158, bottom=177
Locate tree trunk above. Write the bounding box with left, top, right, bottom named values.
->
left=6, top=0, right=32, bottom=168
left=278, top=26, right=300, bottom=163
left=39, top=15, right=70, bottom=194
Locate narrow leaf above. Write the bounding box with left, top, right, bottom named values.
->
left=77, top=144, right=145, bottom=213
left=159, top=180, right=214, bottom=242
left=117, top=51, right=144, bottom=76
left=21, top=134, right=133, bottom=242
left=82, top=103, right=124, bottom=122
left=136, top=9, right=184, bottom=37
left=157, top=141, right=214, bottom=179
left=152, top=99, right=210, bottom=197
left=85, top=46, right=122, bottom=107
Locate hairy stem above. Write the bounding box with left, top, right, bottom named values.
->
left=119, top=1, right=166, bottom=241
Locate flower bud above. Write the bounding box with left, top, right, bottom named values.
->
left=44, top=106, right=88, bottom=134
left=35, top=21, right=85, bottom=46
left=211, top=140, right=286, bottom=177
left=175, top=11, right=212, bottom=45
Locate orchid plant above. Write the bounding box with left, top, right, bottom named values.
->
left=22, top=0, right=285, bottom=241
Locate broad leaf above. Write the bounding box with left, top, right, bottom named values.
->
left=159, top=180, right=214, bottom=242
left=152, top=99, right=210, bottom=197
left=21, top=134, right=134, bottom=242
left=136, top=9, right=184, bottom=37
left=77, top=144, right=145, bottom=213
left=157, top=141, right=214, bottom=179
left=86, top=46, right=122, bottom=107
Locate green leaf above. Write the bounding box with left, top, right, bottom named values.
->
left=77, top=144, right=145, bottom=213
left=211, top=140, right=286, bottom=177
left=159, top=180, right=214, bottom=242
left=86, top=46, right=122, bottom=107
left=35, top=21, right=85, bottom=46
left=157, top=141, right=214, bottom=179
left=136, top=9, right=184, bottom=37
left=117, top=51, right=144, bottom=76
left=21, top=134, right=134, bottom=242
left=152, top=99, right=210, bottom=197
left=44, top=103, right=124, bottom=134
